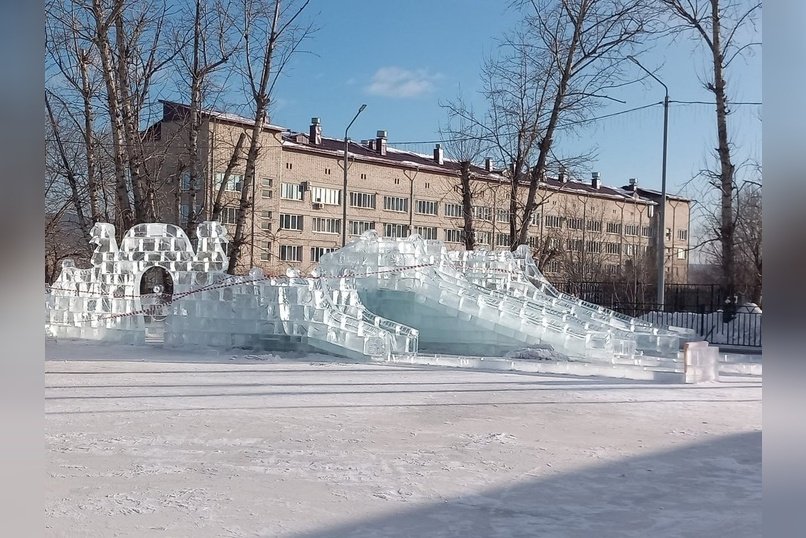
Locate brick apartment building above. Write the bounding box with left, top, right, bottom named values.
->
left=146, top=101, right=690, bottom=283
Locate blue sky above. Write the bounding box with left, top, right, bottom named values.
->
left=226, top=0, right=763, bottom=199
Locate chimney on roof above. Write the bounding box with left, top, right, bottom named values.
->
left=309, top=117, right=321, bottom=145
left=591, top=171, right=601, bottom=190
left=433, top=143, right=444, bottom=165
left=375, top=130, right=387, bottom=156
left=558, top=166, right=567, bottom=183
left=628, top=177, right=637, bottom=190
left=484, top=157, right=493, bottom=172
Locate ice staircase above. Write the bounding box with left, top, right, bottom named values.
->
left=448, top=246, right=691, bottom=358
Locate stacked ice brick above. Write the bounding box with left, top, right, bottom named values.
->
left=448, top=245, right=686, bottom=359
left=317, top=231, right=639, bottom=361
left=45, top=221, right=417, bottom=360
left=166, top=267, right=417, bottom=360
left=46, top=222, right=150, bottom=343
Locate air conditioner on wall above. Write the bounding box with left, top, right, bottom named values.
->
left=299, top=181, right=310, bottom=192
left=312, top=202, right=323, bottom=210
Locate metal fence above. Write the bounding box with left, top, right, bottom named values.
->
left=552, top=281, right=729, bottom=313
left=608, top=302, right=762, bottom=348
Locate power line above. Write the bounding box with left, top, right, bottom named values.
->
left=670, top=100, right=762, bottom=106
left=390, top=101, right=664, bottom=146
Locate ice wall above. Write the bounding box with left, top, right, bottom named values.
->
left=45, top=222, right=416, bottom=360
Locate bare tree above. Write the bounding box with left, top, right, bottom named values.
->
left=227, top=0, right=314, bottom=274
left=440, top=96, right=485, bottom=250
left=444, top=0, right=651, bottom=253
left=174, top=0, right=241, bottom=241
left=658, top=0, right=762, bottom=297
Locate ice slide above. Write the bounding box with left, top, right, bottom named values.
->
left=318, top=232, right=653, bottom=362
left=448, top=245, right=690, bottom=357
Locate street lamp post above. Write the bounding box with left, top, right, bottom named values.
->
left=342, top=104, right=367, bottom=247
left=628, top=55, right=668, bottom=309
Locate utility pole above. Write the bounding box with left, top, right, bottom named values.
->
left=341, top=104, right=367, bottom=247
left=628, top=55, right=669, bottom=309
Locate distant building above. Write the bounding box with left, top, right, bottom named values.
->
left=144, top=101, right=690, bottom=283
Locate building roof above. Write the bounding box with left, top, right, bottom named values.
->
left=157, top=100, right=660, bottom=207
left=159, top=100, right=286, bottom=132
left=626, top=186, right=690, bottom=203
left=283, top=132, right=656, bottom=206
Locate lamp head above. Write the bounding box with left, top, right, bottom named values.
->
left=359, top=104, right=367, bottom=113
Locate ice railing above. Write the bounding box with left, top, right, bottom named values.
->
left=447, top=246, right=684, bottom=357
left=318, top=231, right=643, bottom=362
left=45, top=222, right=417, bottom=360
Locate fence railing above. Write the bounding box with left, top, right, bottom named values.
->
left=610, top=302, right=762, bottom=348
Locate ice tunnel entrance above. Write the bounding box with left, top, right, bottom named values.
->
left=139, top=266, right=173, bottom=341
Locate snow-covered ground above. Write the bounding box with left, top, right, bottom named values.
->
left=46, top=340, right=761, bottom=537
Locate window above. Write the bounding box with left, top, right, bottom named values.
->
left=311, top=186, right=341, bottom=206
left=383, top=196, right=409, bottom=213
left=261, top=178, right=273, bottom=198
left=677, top=248, right=687, bottom=260
left=476, top=231, right=492, bottom=245
left=444, top=229, right=464, bottom=243
left=279, top=245, right=302, bottom=261
left=496, top=209, right=510, bottom=223
left=604, top=242, right=621, bottom=255
left=586, top=220, right=602, bottom=232
left=180, top=170, right=191, bottom=191
left=260, top=210, right=273, bottom=230
left=260, top=241, right=272, bottom=261
left=530, top=212, right=541, bottom=226
left=496, top=233, right=510, bottom=247
left=567, top=238, right=584, bottom=252
left=625, top=224, right=640, bottom=236
left=567, top=217, right=584, bottom=230
left=545, top=215, right=563, bottom=228
left=625, top=244, right=635, bottom=256
left=383, top=223, right=408, bottom=238
left=585, top=241, right=601, bottom=253
left=279, top=214, right=304, bottom=231
left=214, top=172, right=243, bottom=192
left=415, top=200, right=438, bottom=215
left=641, top=226, right=652, bottom=237
left=349, top=220, right=375, bottom=235
left=350, top=191, right=376, bottom=209
left=665, top=227, right=672, bottom=241
left=544, top=260, right=562, bottom=273
left=394, top=178, right=400, bottom=185
left=547, top=237, right=561, bottom=250
left=472, top=206, right=492, bottom=221
left=311, top=246, right=337, bottom=262
left=528, top=236, right=539, bottom=248
left=220, top=207, right=238, bottom=224
left=312, top=217, right=341, bottom=235
left=606, top=222, right=622, bottom=234
left=413, top=226, right=438, bottom=240
left=360, top=173, right=367, bottom=180
left=285, top=162, right=293, bottom=170
left=444, top=203, right=463, bottom=218
left=677, top=229, right=688, bottom=241
left=424, top=182, right=430, bottom=189
left=324, top=168, right=331, bottom=175
left=605, top=264, right=620, bottom=275
left=281, top=182, right=303, bottom=200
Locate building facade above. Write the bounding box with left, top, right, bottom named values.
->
left=147, top=102, right=690, bottom=284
